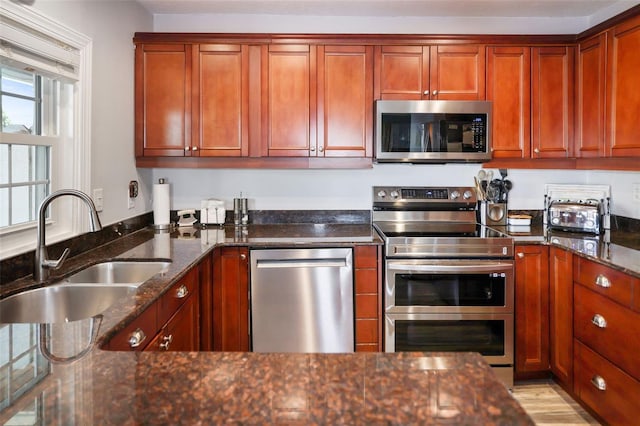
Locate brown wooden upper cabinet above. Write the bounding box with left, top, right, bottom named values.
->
left=576, top=14, right=640, bottom=160
left=487, top=45, right=574, bottom=159
left=575, top=34, right=607, bottom=158
left=264, top=45, right=316, bottom=157
left=135, top=43, right=192, bottom=157
left=193, top=44, right=249, bottom=157
left=375, top=44, right=486, bottom=100
left=264, top=45, right=373, bottom=158
left=605, top=13, right=640, bottom=157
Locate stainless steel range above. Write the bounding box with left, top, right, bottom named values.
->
left=373, top=186, right=515, bottom=387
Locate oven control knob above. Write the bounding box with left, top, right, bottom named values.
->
left=450, top=190, right=460, bottom=200
left=463, top=190, right=473, bottom=200
left=377, top=190, right=387, bottom=199
left=390, top=190, right=400, bottom=199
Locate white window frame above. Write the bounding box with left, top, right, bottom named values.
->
left=0, top=1, right=92, bottom=259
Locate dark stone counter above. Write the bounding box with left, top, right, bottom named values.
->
left=500, top=223, right=640, bottom=278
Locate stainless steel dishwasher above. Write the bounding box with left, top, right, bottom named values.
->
left=250, top=248, right=354, bottom=353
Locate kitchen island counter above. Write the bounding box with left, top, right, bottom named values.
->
left=3, top=349, right=533, bottom=425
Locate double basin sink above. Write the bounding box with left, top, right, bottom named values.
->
left=0, top=261, right=170, bottom=324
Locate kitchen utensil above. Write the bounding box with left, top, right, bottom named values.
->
left=474, top=176, right=486, bottom=200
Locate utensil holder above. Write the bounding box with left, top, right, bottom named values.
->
left=478, top=201, right=507, bottom=226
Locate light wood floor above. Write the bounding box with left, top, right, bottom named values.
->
left=512, top=380, right=600, bottom=425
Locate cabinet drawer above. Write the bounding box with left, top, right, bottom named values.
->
left=354, top=245, right=377, bottom=268
left=574, top=257, right=635, bottom=307
left=574, top=340, right=640, bottom=425
left=574, top=284, right=640, bottom=380
left=158, top=267, right=198, bottom=325
left=106, top=304, right=158, bottom=351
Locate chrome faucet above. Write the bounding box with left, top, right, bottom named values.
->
left=34, top=189, right=102, bottom=282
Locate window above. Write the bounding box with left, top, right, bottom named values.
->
left=0, top=2, right=92, bottom=259
left=1, top=67, right=54, bottom=228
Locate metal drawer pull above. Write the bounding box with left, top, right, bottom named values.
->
left=591, top=314, right=607, bottom=328
left=591, top=375, right=606, bottom=391
left=595, top=274, right=611, bottom=288
left=128, top=328, right=147, bottom=348
left=159, top=334, right=173, bottom=350
left=175, top=285, right=188, bottom=298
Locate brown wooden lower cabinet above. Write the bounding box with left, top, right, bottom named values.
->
left=145, top=292, right=199, bottom=351
left=105, top=266, right=200, bottom=352
left=549, top=246, right=573, bottom=389
left=213, top=246, right=249, bottom=351
left=574, top=340, right=640, bottom=425
left=354, top=245, right=382, bottom=352
left=514, top=244, right=550, bottom=377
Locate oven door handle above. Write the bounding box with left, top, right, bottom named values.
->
left=387, top=261, right=513, bottom=273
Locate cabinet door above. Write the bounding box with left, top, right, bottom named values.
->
left=531, top=46, right=574, bottom=158
left=146, top=293, right=199, bottom=352
left=354, top=245, right=382, bottom=352
left=576, top=34, right=607, bottom=158
left=606, top=14, right=640, bottom=157
left=194, top=44, right=249, bottom=157
left=199, top=253, right=213, bottom=351
left=375, top=45, right=429, bottom=100
left=486, top=46, right=531, bottom=159
left=135, top=44, right=192, bottom=157
left=549, top=247, right=573, bottom=390
left=430, top=45, right=485, bottom=100
left=213, top=247, right=249, bottom=351
left=264, top=45, right=316, bottom=157
left=317, top=45, right=373, bottom=158
left=515, top=245, right=550, bottom=376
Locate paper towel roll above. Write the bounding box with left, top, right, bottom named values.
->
left=153, top=181, right=170, bottom=228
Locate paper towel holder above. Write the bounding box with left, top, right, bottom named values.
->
left=153, top=178, right=171, bottom=230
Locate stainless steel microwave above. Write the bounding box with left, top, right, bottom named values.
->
left=375, top=100, right=492, bottom=163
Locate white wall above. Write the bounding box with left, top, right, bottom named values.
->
left=30, top=0, right=153, bottom=226
left=150, top=9, right=640, bottom=220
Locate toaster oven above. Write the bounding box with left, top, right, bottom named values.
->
left=547, top=200, right=602, bottom=234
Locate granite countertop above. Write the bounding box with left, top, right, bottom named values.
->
left=501, top=223, right=640, bottom=278
left=0, top=224, right=532, bottom=424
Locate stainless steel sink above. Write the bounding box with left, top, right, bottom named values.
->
left=0, top=283, right=137, bottom=323
left=64, top=261, right=170, bottom=285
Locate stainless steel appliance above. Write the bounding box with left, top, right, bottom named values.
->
left=544, top=184, right=611, bottom=234
left=373, top=186, right=514, bottom=386
left=375, top=100, right=491, bottom=163
left=250, top=248, right=354, bottom=353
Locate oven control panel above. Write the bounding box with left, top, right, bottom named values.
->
left=373, top=186, right=476, bottom=205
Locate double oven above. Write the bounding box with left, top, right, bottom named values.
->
left=373, top=186, right=515, bottom=386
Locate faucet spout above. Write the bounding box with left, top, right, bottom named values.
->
left=34, top=189, right=103, bottom=283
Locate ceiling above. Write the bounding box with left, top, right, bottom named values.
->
left=136, top=0, right=638, bottom=19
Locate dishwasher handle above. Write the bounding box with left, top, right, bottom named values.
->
left=256, top=258, right=347, bottom=269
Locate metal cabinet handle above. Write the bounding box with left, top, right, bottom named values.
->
left=423, top=90, right=429, bottom=95
left=534, top=148, right=540, bottom=154
left=591, top=375, right=606, bottom=391
left=319, top=146, right=324, bottom=152
left=240, top=253, right=247, bottom=260
left=595, top=274, right=611, bottom=288
left=184, top=146, right=190, bottom=151
left=517, top=252, right=524, bottom=259
left=432, top=90, right=438, bottom=96
left=591, top=314, right=607, bottom=328
left=310, top=146, right=316, bottom=152
left=159, top=334, right=173, bottom=350
left=192, top=146, right=198, bottom=151
left=128, top=328, right=147, bottom=348
left=175, top=284, right=189, bottom=299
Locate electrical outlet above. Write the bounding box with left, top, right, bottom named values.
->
left=127, top=191, right=135, bottom=209
left=633, top=183, right=640, bottom=202
left=93, top=188, right=103, bottom=212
